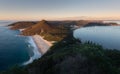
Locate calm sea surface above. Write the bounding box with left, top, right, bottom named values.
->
left=0, top=22, right=35, bottom=71
left=74, top=26, right=120, bottom=50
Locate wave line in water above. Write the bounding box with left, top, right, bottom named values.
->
left=23, top=36, right=41, bottom=65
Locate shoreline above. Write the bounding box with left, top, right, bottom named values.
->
left=18, top=29, right=52, bottom=65
left=23, top=36, right=41, bottom=65
left=32, top=35, right=52, bottom=55
left=23, top=35, right=52, bottom=65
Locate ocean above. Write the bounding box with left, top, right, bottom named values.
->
left=0, top=22, right=41, bottom=71
left=74, top=26, right=120, bottom=50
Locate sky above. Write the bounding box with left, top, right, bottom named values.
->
left=0, top=0, right=120, bottom=20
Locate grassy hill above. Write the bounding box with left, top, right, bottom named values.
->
left=22, top=20, right=70, bottom=41
left=8, top=20, right=119, bottom=41
left=22, top=20, right=53, bottom=35
left=9, top=20, right=119, bottom=41
left=9, top=22, right=36, bottom=30
left=9, top=20, right=119, bottom=31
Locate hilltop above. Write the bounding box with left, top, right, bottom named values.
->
left=9, top=22, right=36, bottom=30
left=22, top=20, right=69, bottom=41
left=22, top=20, right=53, bottom=35
left=9, top=20, right=119, bottom=30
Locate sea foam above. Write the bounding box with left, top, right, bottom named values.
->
left=23, top=36, right=41, bottom=65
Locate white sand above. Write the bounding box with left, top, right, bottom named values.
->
left=19, top=29, right=25, bottom=31
left=23, top=36, right=41, bottom=65
left=32, top=35, right=52, bottom=55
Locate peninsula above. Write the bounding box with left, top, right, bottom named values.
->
left=2, top=20, right=120, bottom=74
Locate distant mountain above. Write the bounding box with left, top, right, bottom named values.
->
left=55, top=16, right=120, bottom=20
left=83, top=22, right=112, bottom=27
left=55, top=16, right=97, bottom=20
left=9, top=22, right=36, bottom=30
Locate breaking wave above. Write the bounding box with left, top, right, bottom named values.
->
left=23, top=36, right=41, bottom=65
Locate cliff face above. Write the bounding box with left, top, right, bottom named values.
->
left=10, top=22, right=36, bottom=30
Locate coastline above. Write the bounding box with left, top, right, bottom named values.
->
left=23, top=36, right=41, bottom=65
left=32, top=35, right=52, bottom=55
left=19, top=29, right=52, bottom=65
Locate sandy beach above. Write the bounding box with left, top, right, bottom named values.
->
left=32, top=35, right=52, bottom=55
left=19, top=28, right=52, bottom=58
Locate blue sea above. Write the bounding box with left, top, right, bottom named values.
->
left=0, top=22, right=41, bottom=71
left=74, top=26, right=120, bottom=50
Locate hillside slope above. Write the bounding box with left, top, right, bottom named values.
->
left=22, top=20, right=53, bottom=35
left=9, top=22, right=36, bottom=30
left=22, top=20, right=69, bottom=41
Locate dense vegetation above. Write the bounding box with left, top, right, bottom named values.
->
left=1, top=32, right=120, bottom=74
left=26, top=33, right=120, bottom=74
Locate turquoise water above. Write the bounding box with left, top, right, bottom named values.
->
left=0, top=22, right=41, bottom=71
left=0, top=26, right=41, bottom=71
left=0, top=26, right=31, bottom=71
left=74, top=26, right=120, bottom=50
